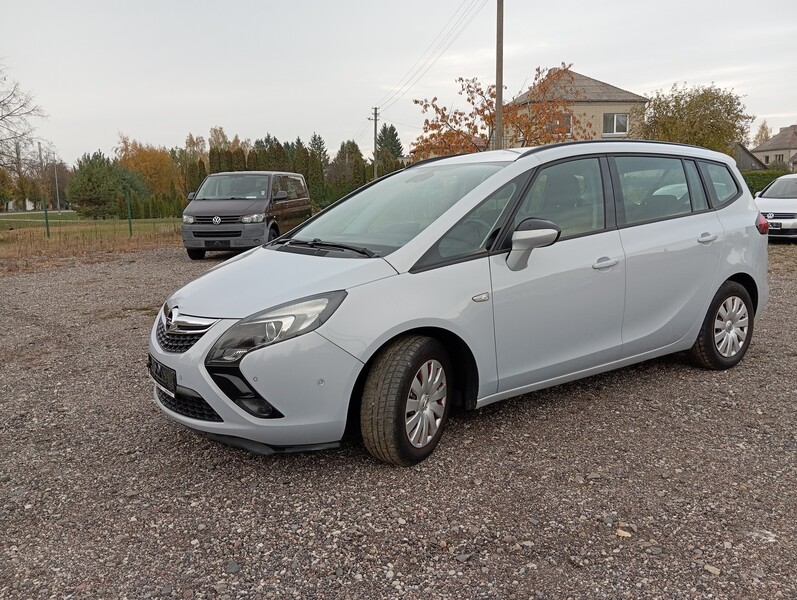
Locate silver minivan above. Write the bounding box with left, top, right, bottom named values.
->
left=149, top=141, right=769, bottom=466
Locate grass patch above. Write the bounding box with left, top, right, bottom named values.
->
left=0, top=210, right=82, bottom=231
left=0, top=216, right=183, bottom=261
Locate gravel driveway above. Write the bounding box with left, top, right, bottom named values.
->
left=2, top=243, right=796, bottom=599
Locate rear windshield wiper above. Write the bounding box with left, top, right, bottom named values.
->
left=283, top=238, right=376, bottom=257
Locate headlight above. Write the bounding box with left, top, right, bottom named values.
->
left=182, top=215, right=195, bottom=224
left=206, top=291, right=347, bottom=366
left=241, top=213, right=266, bottom=224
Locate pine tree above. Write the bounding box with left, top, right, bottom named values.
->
left=208, top=148, right=221, bottom=174
left=231, top=147, right=246, bottom=171
left=219, top=149, right=233, bottom=172
left=377, top=124, right=404, bottom=158
left=309, top=132, right=330, bottom=169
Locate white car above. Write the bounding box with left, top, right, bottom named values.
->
left=755, top=173, right=797, bottom=238
left=149, top=141, right=769, bottom=466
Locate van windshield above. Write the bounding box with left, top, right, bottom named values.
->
left=287, top=162, right=507, bottom=256
left=195, top=174, right=271, bottom=200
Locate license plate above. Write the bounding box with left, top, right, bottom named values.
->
left=769, top=221, right=781, bottom=229
left=205, top=240, right=230, bottom=248
left=148, top=354, right=176, bottom=394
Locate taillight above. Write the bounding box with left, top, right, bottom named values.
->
left=756, top=212, right=769, bottom=235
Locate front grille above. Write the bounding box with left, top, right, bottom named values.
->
left=156, top=387, right=223, bottom=422
left=769, top=228, right=797, bottom=236
left=765, top=212, right=797, bottom=219
left=157, top=321, right=205, bottom=353
left=194, top=215, right=241, bottom=224
left=193, top=230, right=242, bottom=238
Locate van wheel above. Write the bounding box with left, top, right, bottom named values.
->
left=690, top=281, right=754, bottom=370
left=361, top=335, right=451, bottom=466
left=267, top=227, right=278, bottom=242
left=187, top=249, right=206, bottom=260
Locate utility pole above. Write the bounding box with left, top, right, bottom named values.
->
left=54, top=162, right=61, bottom=213
left=369, top=107, right=379, bottom=179
left=37, top=141, right=50, bottom=237
left=494, top=0, right=504, bottom=150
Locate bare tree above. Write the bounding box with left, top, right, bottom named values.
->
left=0, top=64, right=46, bottom=171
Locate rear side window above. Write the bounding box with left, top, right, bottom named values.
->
left=613, top=156, right=691, bottom=225
left=699, top=162, right=740, bottom=206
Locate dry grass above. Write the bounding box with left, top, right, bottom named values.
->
left=0, top=218, right=182, bottom=275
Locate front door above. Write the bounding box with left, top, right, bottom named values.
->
left=490, top=157, right=626, bottom=392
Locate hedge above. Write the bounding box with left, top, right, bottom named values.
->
left=741, top=170, right=786, bottom=194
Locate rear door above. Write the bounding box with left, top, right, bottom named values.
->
left=611, top=155, right=724, bottom=357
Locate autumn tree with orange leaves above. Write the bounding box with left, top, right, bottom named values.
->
left=412, top=64, right=593, bottom=160
left=115, top=134, right=180, bottom=198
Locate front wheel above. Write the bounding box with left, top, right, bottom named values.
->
left=690, top=281, right=754, bottom=370
left=361, top=336, right=452, bottom=466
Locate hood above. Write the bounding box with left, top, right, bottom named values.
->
left=184, top=198, right=269, bottom=216
left=168, top=247, right=398, bottom=319
left=755, top=197, right=797, bottom=213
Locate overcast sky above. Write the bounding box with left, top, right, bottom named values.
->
left=4, top=0, right=796, bottom=166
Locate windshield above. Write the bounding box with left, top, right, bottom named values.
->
left=761, top=178, right=797, bottom=199
left=195, top=174, right=271, bottom=200
left=290, top=162, right=507, bottom=255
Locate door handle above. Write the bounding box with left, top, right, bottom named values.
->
left=592, top=257, right=620, bottom=270
left=698, top=233, right=718, bottom=244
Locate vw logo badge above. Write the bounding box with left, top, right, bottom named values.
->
left=212, top=216, right=221, bottom=225
left=165, top=307, right=180, bottom=331
left=767, top=213, right=774, bottom=219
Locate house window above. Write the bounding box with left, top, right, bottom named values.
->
left=775, top=154, right=784, bottom=162
left=764, top=155, right=770, bottom=164
left=547, top=113, right=573, bottom=136
left=603, top=113, right=629, bottom=135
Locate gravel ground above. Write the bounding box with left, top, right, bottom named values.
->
left=1, top=243, right=796, bottom=599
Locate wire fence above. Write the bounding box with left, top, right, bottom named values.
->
left=0, top=211, right=182, bottom=258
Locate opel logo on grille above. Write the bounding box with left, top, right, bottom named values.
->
left=767, top=212, right=774, bottom=219
left=165, top=307, right=180, bottom=332
left=212, top=216, right=221, bottom=225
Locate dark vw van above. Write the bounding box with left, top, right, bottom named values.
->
left=181, top=171, right=312, bottom=259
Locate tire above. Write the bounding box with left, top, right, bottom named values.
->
left=361, top=335, right=452, bottom=466
left=186, top=249, right=206, bottom=260
left=690, top=281, right=754, bottom=370
left=267, top=227, right=278, bottom=242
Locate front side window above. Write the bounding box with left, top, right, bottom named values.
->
left=603, top=113, right=629, bottom=135
left=614, top=156, right=691, bottom=224
left=699, top=162, right=740, bottom=206
left=290, top=162, right=507, bottom=256
left=195, top=174, right=270, bottom=200
left=513, top=158, right=605, bottom=238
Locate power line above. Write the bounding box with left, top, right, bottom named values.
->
left=372, top=0, right=473, bottom=109
left=380, top=0, right=489, bottom=113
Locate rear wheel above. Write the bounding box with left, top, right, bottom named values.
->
left=361, top=335, right=452, bottom=466
left=187, top=249, right=206, bottom=260
left=690, top=281, right=754, bottom=370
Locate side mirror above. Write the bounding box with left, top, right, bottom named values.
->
left=506, top=218, right=561, bottom=271
left=187, top=192, right=195, bottom=201
left=273, top=190, right=288, bottom=201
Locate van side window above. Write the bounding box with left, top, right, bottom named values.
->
left=513, top=158, right=605, bottom=238
left=699, top=162, right=740, bottom=206
left=287, top=175, right=309, bottom=200
left=614, top=156, right=691, bottom=225
left=271, top=175, right=286, bottom=197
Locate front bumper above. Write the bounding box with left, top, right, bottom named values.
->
left=764, top=216, right=797, bottom=238
left=148, top=315, right=364, bottom=448
left=182, top=222, right=267, bottom=250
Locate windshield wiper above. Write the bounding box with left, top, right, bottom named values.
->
left=283, top=238, right=376, bottom=257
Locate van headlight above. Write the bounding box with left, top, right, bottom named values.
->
left=241, top=213, right=266, bottom=224
left=206, top=291, right=347, bottom=366
left=183, top=215, right=195, bottom=224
